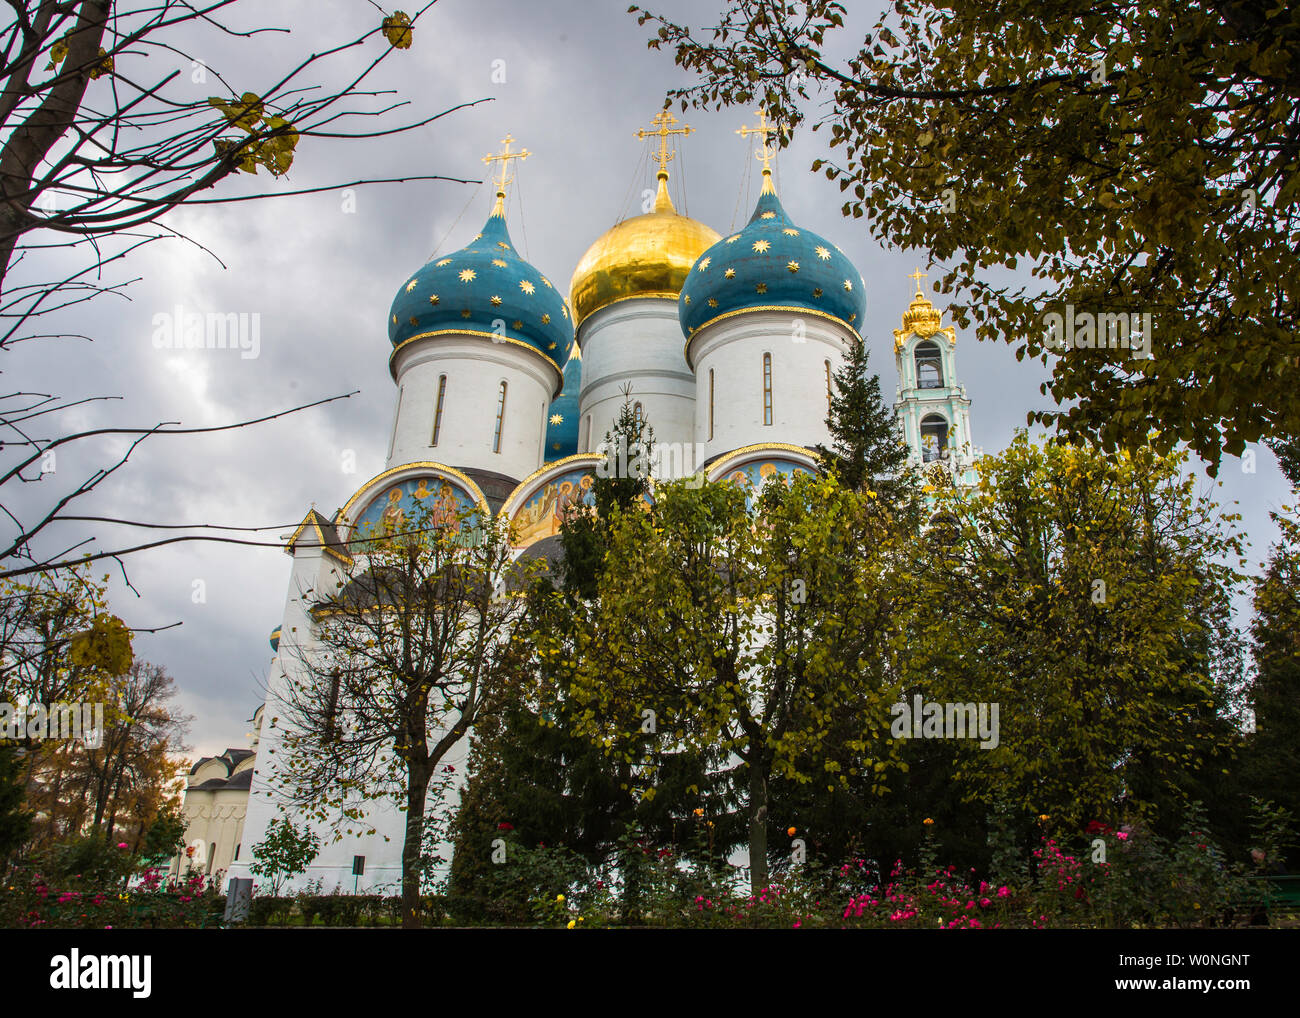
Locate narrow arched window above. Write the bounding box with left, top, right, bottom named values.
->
left=915, top=341, right=943, bottom=389
left=431, top=375, right=447, bottom=446
left=708, top=369, right=715, bottom=441
left=492, top=381, right=507, bottom=453
left=581, top=414, right=591, bottom=453
left=920, top=413, right=949, bottom=462
left=825, top=359, right=833, bottom=413
left=633, top=401, right=644, bottom=436
left=763, top=353, right=773, bottom=426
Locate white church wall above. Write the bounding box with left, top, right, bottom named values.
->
left=388, top=334, right=561, bottom=480
left=578, top=298, right=696, bottom=451
left=690, top=310, right=850, bottom=461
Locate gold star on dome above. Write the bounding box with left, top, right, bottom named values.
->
left=429, top=295, right=440, bottom=305
left=683, top=295, right=691, bottom=304
left=725, top=235, right=740, bottom=244
left=408, top=315, right=418, bottom=326
left=405, top=279, right=418, bottom=293
left=437, top=258, right=452, bottom=267
left=548, top=342, right=556, bottom=349
left=459, top=268, right=477, bottom=282
left=490, top=295, right=503, bottom=305
left=497, top=241, right=509, bottom=249
left=698, top=257, right=711, bottom=272
left=550, top=414, right=564, bottom=426
left=813, top=287, right=823, bottom=298
left=474, top=233, right=483, bottom=240
left=849, top=313, right=857, bottom=322
left=760, top=211, right=776, bottom=220
left=519, top=280, right=535, bottom=294
left=756, top=282, right=768, bottom=294
left=492, top=258, right=508, bottom=268
left=753, top=239, right=771, bottom=253
left=512, top=319, right=523, bottom=329
left=541, top=277, right=553, bottom=288
left=783, top=228, right=799, bottom=236
left=541, top=313, right=551, bottom=324
left=561, top=305, right=568, bottom=318
left=461, top=309, right=472, bottom=318
left=815, top=246, right=831, bottom=261
left=391, top=314, right=398, bottom=324
left=708, top=297, right=718, bottom=307
left=843, top=279, right=853, bottom=291
left=787, top=261, right=800, bottom=273
left=724, top=268, right=736, bottom=279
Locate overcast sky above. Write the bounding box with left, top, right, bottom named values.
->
left=7, top=0, right=1289, bottom=760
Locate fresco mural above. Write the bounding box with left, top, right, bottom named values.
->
left=351, top=475, right=480, bottom=538
left=718, top=457, right=815, bottom=510
left=509, top=468, right=596, bottom=547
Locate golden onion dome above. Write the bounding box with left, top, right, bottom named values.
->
left=901, top=288, right=943, bottom=335
left=569, top=173, right=719, bottom=332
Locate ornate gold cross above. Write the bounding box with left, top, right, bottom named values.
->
left=909, top=267, right=928, bottom=296
left=482, top=134, right=530, bottom=196
left=737, top=108, right=779, bottom=173
left=636, top=111, right=694, bottom=176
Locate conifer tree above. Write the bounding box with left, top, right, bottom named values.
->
left=815, top=336, right=912, bottom=513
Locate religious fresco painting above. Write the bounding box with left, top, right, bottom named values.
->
left=721, top=457, right=815, bottom=509
left=509, top=469, right=596, bottom=548
left=352, top=475, right=480, bottom=538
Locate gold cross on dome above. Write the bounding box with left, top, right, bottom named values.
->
left=909, top=267, right=928, bottom=296
left=636, top=110, right=694, bottom=176
left=482, top=134, right=530, bottom=196
left=737, top=108, right=780, bottom=173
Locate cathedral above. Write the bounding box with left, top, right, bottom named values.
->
left=229, top=112, right=979, bottom=894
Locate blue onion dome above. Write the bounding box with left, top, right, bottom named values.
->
left=387, top=192, right=574, bottom=371
left=269, top=625, right=281, bottom=652
left=679, top=169, right=865, bottom=346
left=543, top=340, right=582, bottom=461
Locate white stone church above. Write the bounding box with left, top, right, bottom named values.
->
left=227, top=115, right=978, bottom=894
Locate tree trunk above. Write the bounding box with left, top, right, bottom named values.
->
left=747, top=763, right=769, bottom=893
left=401, top=758, right=431, bottom=929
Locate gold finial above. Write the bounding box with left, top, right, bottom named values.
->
left=737, top=108, right=780, bottom=193
left=637, top=110, right=694, bottom=180
left=909, top=267, right=928, bottom=297
left=482, top=134, right=530, bottom=217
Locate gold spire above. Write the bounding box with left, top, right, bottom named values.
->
left=737, top=108, right=780, bottom=194
left=482, top=133, right=530, bottom=218
left=637, top=111, right=694, bottom=213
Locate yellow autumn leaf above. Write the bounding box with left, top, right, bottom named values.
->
left=209, top=92, right=264, bottom=131
left=382, top=11, right=413, bottom=49
left=46, top=37, right=69, bottom=70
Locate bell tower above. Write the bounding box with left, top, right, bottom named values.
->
left=893, top=270, right=978, bottom=485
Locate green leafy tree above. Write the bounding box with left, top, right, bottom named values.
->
left=896, top=433, right=1245, bottom=833
left=0, top=743, right=31, bottom=870
left=451, top=397, right=725, bottom=917
left=1240, top=510, right=1300, bottom=868
left=559, top=471, right=904, bottom=890
left=249, top=816, right=321, bottom=897
left=139, top=802, right=188, bottom=867
left=632, top=0, right=1300, bottom=473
